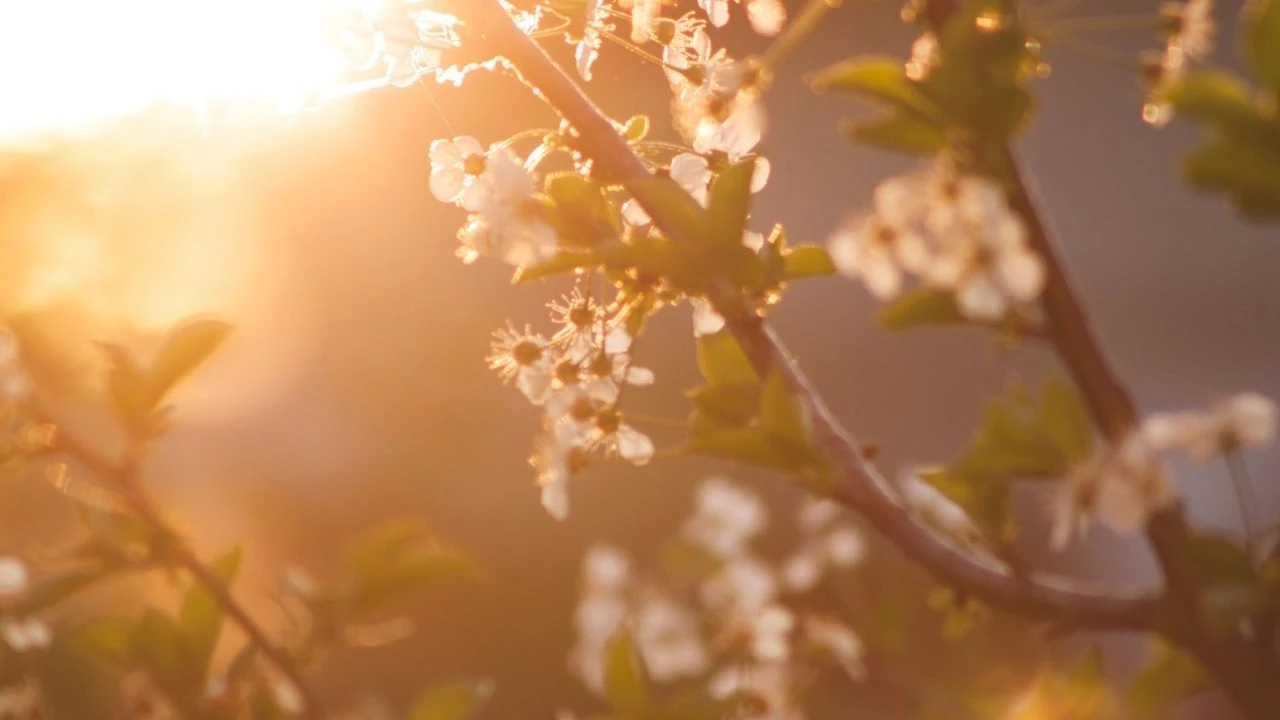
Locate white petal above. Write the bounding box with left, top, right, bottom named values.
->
left=1225, top=392, right=1277, bottom=447
left=604, top=327, right=633, bottom=354
left=746, top=0, right=787, bottom=36
left=861, top=247, right=903, bottom=300
left=542, top=479, right=570, bottom=520
left=741, top=231, right=765, bottom=252
left=995, top=247, right=1045, bottom=302
left=429, top=168, right=466, bottom=203
left=956, top=274, right=1006, bottom=321
left=624, top=367, right=655, bottom=386
left=691, top=299, right=726, bottom=337
left=454, top=135, right=484, bottom=158
left=670, top=153, right=711, bottom=202
left=750, top=157, right=772, bottom=192
left=517, top=366, right=553, bottom=405
left=584, top=545, right=630, bottom=591
left=824, top=527, right=866, bottom=567
left=621, top=199, right=651, bottom=227
left=617, top=425, right=655, bottom=465
left=0, top=558, right=28, bottom=598
left=781, top=550, right=823, bottom=592
left=429, top=138, right=464, bottom=167
left=1095, top=475, right=1149, bottom=534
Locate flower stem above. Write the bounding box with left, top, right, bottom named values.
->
left=1226, top=451, right=1259, bottom=560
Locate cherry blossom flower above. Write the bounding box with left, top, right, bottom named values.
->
left=626, top=0, right=662, bottom=43
left=698, top=0, right=731, bottom=27
left=701, top=555, right=778, bottom=615
left=803, top=616, right=865, bottom=681
left=583, top=328, right=655, bottom=405
left=656, top=13, right=710, bottom=76
left=634, top=596, right=710, bottom=681
left=1142, top=392, right=1276, bottom=463
left=549, top=289, right=606, bottom=363
left=691, top=298, right=727, bottom=337
left=828, top=214, right=930, bottom=300
left=707, top=662, right=801, bottom=720
left=0, top=557, right=29, bottom=600
left=1144, top=0, right=1215, bottom=125
left=748, top=604, right=795, bottom=661
left=584, top=545, right=631, bottom=593
left=1050, top=433, right=1177, bottom=549
left=428, top=136, right=488, bottom=208
left=587, top=405, right=655, bottom=465
left=0, top=619, right=50, bottom=654
left=487, top=323, right=555, bottom=405
left=782, top=499, right=866, bottom=592
left=906, top=32, right=940, bottom=81
left=746, top=0, right=787, bottom=36
left=455, top=148, right=560, bottom=267
left=682, top=477, right=768, bottom=558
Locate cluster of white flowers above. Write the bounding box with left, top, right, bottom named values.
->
left=1143, top=0, right=1216, bottom=126
left=568, top=544, right=710, bottom=690
left=429, top=136, right=561, bottom=268
left=484, top=288, right=656, bottom=520
left=569, top=478, right=866, bottom=719
left=698, top=0, right=787, bottom=35
left=1051, top=392, right=1275, bottom=549
left=829, top=158, right=1046, bottom=322
left=325, top=2, right=463, bottom=89
left=664, top=28, right=768, bottom=161
left=0, top=557, right=50, bottom=656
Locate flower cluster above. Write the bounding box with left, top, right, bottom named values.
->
left=829, top=157, right=1046, bottom=322
left=429, top=136, right=560, bottom=268
left=0, top=557, right=51, bottom=720
left=485, top=288, right=656, bottom=520
left=1142, top=0, right=1216, bottom=126
left=1051, top=392, right=1275, bottom=549
left=325, top=2, right=464, bottom=89
left=568, top=478, right=867, bottom=719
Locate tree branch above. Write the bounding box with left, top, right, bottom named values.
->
left=469, top=0, right=1167, bottom=634
left=39, top=417, right=322, bottom=719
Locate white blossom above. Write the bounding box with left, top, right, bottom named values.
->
left=906, top=32, right=940, bottom=81
left=582, top=328, right=655, bottom=405
left=691, top=298, right=727, bottom=337
left=1142, top=392, right=1276, bottom=463
left=1050, top=433, right=1177, bottom=549
left=749, top=604, right=794, bottom=661
left=634, top=596, right=709, bottom=681
left=804, top=616, right=865, bottom=681
left=586, top=406, right=655, bottom=465
left=0, top=618, right=49, bottom=653
left=682, top=478, right=767, bottom=558
left=584, top=545, right=631, bottom=594
left=746, top=0, right=787, bottom=36
left=828, top=214, right=929, bottom=300
left=428, top=136, right=488, bottom=208
left=573, top=0, right=613, bottom=81
left=783, top=500, right=865, bottom=592
left=487, top=323, right=555, bottom=405
left=701, top=555, right=778, bottom=615
left=698, top=0, right=730, bottom=27
left=707, top=663, right=801, bottom=720
left=0, top=558, right=29, bottom=600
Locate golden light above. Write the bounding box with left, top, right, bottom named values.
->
left=0, top=0, right=394, bottom=141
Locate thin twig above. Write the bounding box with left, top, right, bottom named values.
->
left=39, top=416, right=323, bottom=719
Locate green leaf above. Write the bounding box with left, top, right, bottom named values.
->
left=97, top=342, right=152, bottom=435
left=1247, top=0, right=1280, bottom=95
left=842, top=113, right=949, bottom=155
left=1156, top=71, right=1273, bottom=138
left=705, top=158, right=756, bottom=254
left=687, top=382, right=760, bottom=428
left=878, top=289, right=965, bottom=330
left=603, top=629, right=651, bottom=716
left=622, top=175, right=707, bottom=241
left=42, top=628, right=127, bottom=719
left=408, top=679, right=495, bottom=720
left=180, top=547, right=242, bottom=681
left=919, top=467, right=1009, bottom=539
left=1183, top=137, right=1280, bottom=220
left=147, top=318, right=233, bottom=408
left=341, top=521, right=475, bottom=617
left=1126, top=640, right=1211, bottom=719
left=544, top=172, right=620, bottom=249
left=511, top=250, right=603, bottom=282
left=810, top=56, right=941, bottom=122
left=136, top=609, right=201, bottom=709
left=688, top=427, right=803, bottom=471
left=1038, top=378, right=1094, bottom=463
left=71, top=616, right=137, bottom=666
left=781, top=245, right=836, bottom=280
left=760, top=366, right=809, bottom=451
left=622, top=115, right=650, bottom=143
left=695, top=332, right=758, bottom=386
left=952, top=392, right=1067, bottom=482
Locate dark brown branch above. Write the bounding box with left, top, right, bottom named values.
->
left=40, top=419, right=322, bottom=719
left=470, top=0, right=1166, bottom=634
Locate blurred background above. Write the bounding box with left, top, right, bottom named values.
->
left=0, top=0, right=1276, bottom=717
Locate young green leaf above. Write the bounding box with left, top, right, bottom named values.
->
left=842, top=113, right=949, bottom=155
left=810, top=56, right=941, bottom=122
left=1038, top=378, right=1094, bottom=463
left=1247, top=0, right=1280, bottom=95
left=759, top=366, right=810, bottom=452
left=695, top=332, right=758, bottom=386
left=136, top=609, right=201, bottom=709
left=877, top=289, right=966, bottom=330
left=603, top=629, right=651, bottom=716
left=71, top=616, right=137, bottom=667
left=408, top=679, right=496, bottom=720
left=147, top=317, right=233, bottom=408
left=705, top=158, right=756, bottom=255
left=1127, top=640, right=1211, bottom=719
left=781, top=245, right=836, bottom=280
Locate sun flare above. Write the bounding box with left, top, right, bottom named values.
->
left=0, top=0, right=399, bottom=141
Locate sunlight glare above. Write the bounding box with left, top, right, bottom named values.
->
left=0, top=0, right=392, bottom=141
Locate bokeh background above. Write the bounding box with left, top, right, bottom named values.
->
left=0, top=0, right=1276, bottom=716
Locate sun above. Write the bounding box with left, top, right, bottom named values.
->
left=0, top=0, right=405, bottom=141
